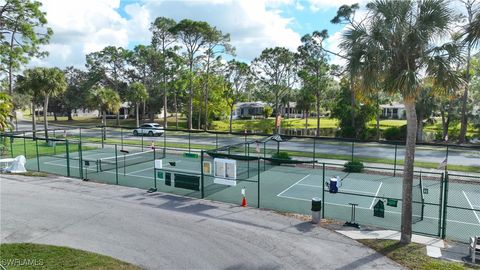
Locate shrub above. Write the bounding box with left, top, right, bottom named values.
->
left=263, top=106, right=273, bottom=118
left=383, top=125, right=407, bottom=141
left=344, top=161, right=364, bottom=172
left=272, top=151, right=291, bottom=160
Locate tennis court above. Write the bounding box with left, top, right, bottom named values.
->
left=19, top=138, right=480, bottom=244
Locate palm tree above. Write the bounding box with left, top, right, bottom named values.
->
left=16, top=67, right=67, bottom=139
left=339, top=0, right=462, bottom=243
left=465, top=12, right=480, bottom=45
left=88, top=87, right=121, bottom=139
left=126, top=82, right=149, bottom=128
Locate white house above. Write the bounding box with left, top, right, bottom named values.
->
left=233, top=102, right=266, bottom=119
left=380, top=103, right=406, bottom=119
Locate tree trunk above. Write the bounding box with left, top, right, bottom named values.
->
left=350, top=76, right=356, bottom=135
left=174, top=91, right=179, bottom=129
left=116, top=111, right=120, bottom=126
left=198, top=106, right=202, bottom=130
left=43, top=96, right=49, bottom=140
left=305, top=110, right=308, bottom=131
left=53, top=111, right=58, bottom=122
left=316, top=93, right=320, bottom=137
left=142, top=101, right=146, bottom=125
left=32, top=102, right=37, bottom=138
left=136, top=103, right=139, bottom=128
left=376, top=113, right=380, bottom=141
left=287, top=102, right=290, bottom=119
left=67, top=111, right=73, bottom=121
left=229, top=106, right=234, bottom=133
left=400, top=98, right=417, bottom=244
left=416, top=110, right=424, bottom=143
left=163, top=81, right=168, bottom=129
left=459, top=45, right=471, bottom=144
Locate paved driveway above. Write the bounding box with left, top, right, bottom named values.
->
left=0, top=174, right=403, bottom=270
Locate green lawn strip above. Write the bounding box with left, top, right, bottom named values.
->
left=0, top=243, right=140, bottom=270
left=7, top=139, right=94, bottom=159
left=359, top=239, right=479, bottom=270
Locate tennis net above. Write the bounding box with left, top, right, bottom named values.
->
left=98, top=150, right=157, bottom=172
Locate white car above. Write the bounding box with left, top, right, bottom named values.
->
left=132, top=123, right=164, bottom=136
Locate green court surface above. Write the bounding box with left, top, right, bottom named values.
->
left=26, top=147, right=480, bottom=243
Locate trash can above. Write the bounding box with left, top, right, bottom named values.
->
left=329, top=177, right=338, bottom=193
left=311, top=197, right=322, bottom=224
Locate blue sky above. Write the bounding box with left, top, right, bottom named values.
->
left=31, top=0, right=365, bottom=68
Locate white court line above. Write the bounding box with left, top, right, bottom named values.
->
left=277, top=194, right=480, bottom=227
left=296, top=183, right=322, bottom=188
left=369, top=182, right=383, bottom=209
left=127, top=167, right=153, bottom=175
left=463, top=191, right=480, bottom=224
left=277, top=174, right=311, bottom=197
left=341, top=188, right=376, bottom=195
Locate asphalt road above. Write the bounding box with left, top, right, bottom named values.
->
left=0, top=174, right=403, bottom=270
left=15, top=121, right=480, bottom=167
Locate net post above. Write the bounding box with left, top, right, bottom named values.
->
left=393, top=144, right=398, bottom=177
left=66, top=139, right=71, bottom=177
left=441, top=172, right=449, bottom=239
left=200, top=150, right=204, bottom=199
left=257, top=157, right=260, bottom=208
left=115, top=144, right=119, bottom=185
left=35, top=137, right=40, bottom=171
left=121, top=127, right=123, bottom=150
left=322, top=163, right=325, bottom=218
left=23, top=131, right=26, bottom=158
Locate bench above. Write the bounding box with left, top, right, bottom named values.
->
left=470, top=236, right=480, bottom=263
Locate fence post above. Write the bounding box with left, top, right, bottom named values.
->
left=101, top=127, right=105, bottom=148
left=200, top=150, right=204, bottom=199
left=437, top=172, right=444, bottom=237
left=23, top=131, right=26, bottom=158
left=79, top=142, right=83, bottom=179
left=121, top=127, right=123, bottom=150
left=35, top=138, right=40, bottom=172
left=313, top=137, right=316, bottom=169
left=79, top=127, right=82, bottom=142
left=163, top=128, right=166, bottom=151
left=351, top=140, right=354, bottom=162
left=66, top=140, right=71, bottom=177
left=215, top=133, right=218, bottom=149
left=188, top=132, right=191, bottom=152
left=257, top=157, right=260, bottom=208
left=115, top=144, right=119, bottom=185
left=141, top=132, right=144, bottom=151
left=441, top=173, right=449, bottom=239
left=393, top=144, right=398, bottom=177
left=9, top=135, right=13, bottom=158
left=322, top=163, right=325, bottom=218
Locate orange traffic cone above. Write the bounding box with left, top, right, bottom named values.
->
left=241, top=187, right=247, bottom=207
left=241, top=196, right=247, bottom=207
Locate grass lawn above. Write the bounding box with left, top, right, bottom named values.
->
left=1, top=137, right=92, bottom=159
left=359, top=239, right=480, bottom=270
left=0, top=243, right=140, bottom=270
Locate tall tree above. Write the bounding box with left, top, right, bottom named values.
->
left=150, top=17, right=177, bottom=128
left=170, top=19, right=211, bottom=129
left=201, top=26, right=233, bottom=130
left=251, top=47, right=298, bottom=133
left=16, top=67, right=67, bottom=139
left=86, top=46, right=129, bottom=125
left=126, top=82, right=149, bottom=128
left=223, top=60, right=250, bottom=132
left=0, top=0, right=53, bottom=94
left=459, top=0, right=479, bottom=143
left=340, top=0, right=462, bottom=243
left=298, top=31, right=330, bottom=136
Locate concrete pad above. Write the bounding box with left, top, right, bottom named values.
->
left=426, top=246, right=442, bottom=258
left=336, top=230, right=445, bottom=248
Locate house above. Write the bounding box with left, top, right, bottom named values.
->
left=233, top=102, right=266, bottom=119
left=380, top=103, right=406, bottom=119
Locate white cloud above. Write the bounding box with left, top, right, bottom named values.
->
left=307, top=0, right=368, bottom=12
left=31, top=0, right=302, bottom=69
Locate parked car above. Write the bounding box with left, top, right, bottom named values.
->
left=132, top=123, right=164, bottom=136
